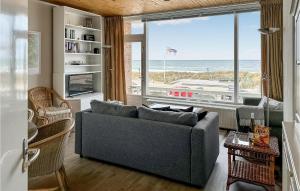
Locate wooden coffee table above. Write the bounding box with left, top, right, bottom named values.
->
left=224, top=131, right=279, bottom=191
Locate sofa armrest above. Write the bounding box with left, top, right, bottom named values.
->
left=75, top=109, right=92, bottom=155
left=190, top=112, right=219, bottom=187
left=268, top=110, right=283, bottom=127
left=75, top=111, right=83, bottom=155
left=243, top=97, right=261, bottom=106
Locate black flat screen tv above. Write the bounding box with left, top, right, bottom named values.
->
left=68, top=74, right=93, bottom=96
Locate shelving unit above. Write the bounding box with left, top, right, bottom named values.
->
left=53, top=6, right=104, bottom=101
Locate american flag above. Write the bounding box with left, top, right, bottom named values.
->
left=166, top=47, right=177, bottom=55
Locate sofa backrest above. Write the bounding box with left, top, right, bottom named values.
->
left=90, top=100, right=138, bottom=118
left=138, top=106, right=198, bottom=127
left=78, top=111, right=193, bottom=183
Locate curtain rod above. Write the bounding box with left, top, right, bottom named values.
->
left=124, top=2, right=260, bottom=21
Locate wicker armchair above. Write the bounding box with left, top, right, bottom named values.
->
left=28, top=87, right=72, bottom=126
left=29, top=118, right=74, bottom=191
left=28, top=109, right=34, bottom=122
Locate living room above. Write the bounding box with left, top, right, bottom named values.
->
left=0, top=0, right=299, bottom=191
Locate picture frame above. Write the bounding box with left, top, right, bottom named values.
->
left=28, top=31, right=41, bottom=75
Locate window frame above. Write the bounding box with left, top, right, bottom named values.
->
left=124, top=9, right=261, bottom=105
left=124, top=18, right=147, bottom=96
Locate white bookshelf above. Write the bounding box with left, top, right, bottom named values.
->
left=53, top=6, right=104, bottom=101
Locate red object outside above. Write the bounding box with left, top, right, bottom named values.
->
left=181, top=92, right=187, bottom=97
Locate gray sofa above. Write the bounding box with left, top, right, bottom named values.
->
left=75, top=104, right=219, bottom=187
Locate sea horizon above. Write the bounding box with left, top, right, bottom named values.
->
left=132, top=60, right=261, bottom=73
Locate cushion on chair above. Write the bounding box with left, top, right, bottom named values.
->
left=38, top=107, right=71, bottom=117
left=258, top=96, right=283, bottom=110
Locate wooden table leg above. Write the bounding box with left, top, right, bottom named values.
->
left=227, top=149, right=232, bottom=191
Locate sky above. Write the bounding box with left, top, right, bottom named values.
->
left=131, top=11, right=261, bottom=60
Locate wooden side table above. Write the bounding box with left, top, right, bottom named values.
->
left=224, top=131, right=280, bottom=191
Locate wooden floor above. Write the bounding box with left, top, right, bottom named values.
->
left=29, top=130, right=281, bottom=191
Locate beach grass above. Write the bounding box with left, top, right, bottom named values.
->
left=132, top=71, right=260, bottom=89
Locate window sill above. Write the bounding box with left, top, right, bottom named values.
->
left=144, top=96, right=242, bottom=110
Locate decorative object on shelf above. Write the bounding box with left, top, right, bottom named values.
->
left=94, top=48, right=100, bottom=54
left=65, top=28, right=67, bottom=38
left=83, top=34, right=95, bottom=41
left=28, top=31, right=41, bottom=75
left=253, top=125, right=270, bottom=147
left=75, top=42, right=80, bottom=53
left=87, top=43, right=92, bottom=53
left=85, top=18, right=93, bottom=28
left=258, top=27, right=280, bottom=126
left=70, top=61, right=83, bottom=65
left=65, top=42, right=75, bottom=53
left=65, top=42, right=82, bottom=53
left=65, top=29, right=76, bottom=39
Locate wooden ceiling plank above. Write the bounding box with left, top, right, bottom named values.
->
left=39, top=0, right=258, bottom=16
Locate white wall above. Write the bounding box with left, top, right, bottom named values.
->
left=28, top=0, right=54, bottom=89
left=283, top=0, right=295, bottom=122
left=127, top=95, right=143, bottom=106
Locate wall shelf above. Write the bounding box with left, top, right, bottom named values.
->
left=65, top=52, right=101, bottom=56
left=65, top=24, right=101, bottom=31
left=66, top=64, right=101, bottom=67
left=65, top=71, right=102, bottom=75
left=65, top=38, right=101, bottom=44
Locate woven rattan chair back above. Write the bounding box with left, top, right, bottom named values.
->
left=29, top=118, right=74, bottom=178
left=29, top=87, right=53, bottom=109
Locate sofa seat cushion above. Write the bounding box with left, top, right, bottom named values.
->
left=38, top=107, right=71, bottom=116
left=138, top=106, right=198, bottom=127
left=90, top=100, right=138, bottom=118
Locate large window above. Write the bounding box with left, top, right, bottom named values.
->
left=124, top=10, right=261, bottom=104
left=238, top=11, right=261, bottom=103
left=147, top=14, right=235, bottom=102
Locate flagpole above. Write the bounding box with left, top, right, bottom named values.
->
left=164, top=57, right=166, bottom=84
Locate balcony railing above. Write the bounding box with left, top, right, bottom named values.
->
left=128, top=85, right=260, bottom=103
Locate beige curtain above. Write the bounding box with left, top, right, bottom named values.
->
left=104, top=16, right=127, bottom=104
left=260, top=0, right=283, bottom=101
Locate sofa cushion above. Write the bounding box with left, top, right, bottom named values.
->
left=143, top=104, right=171, bottom=111
left=196, top=111, right=208, bottom=121
left=259, top=96, right=283, bottom=110
left=138, top=106, right=198, bottom=127
left=90, top=100, right=138, bottom=118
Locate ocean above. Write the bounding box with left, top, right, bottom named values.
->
left=132, top=60, right=261, bottom=73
